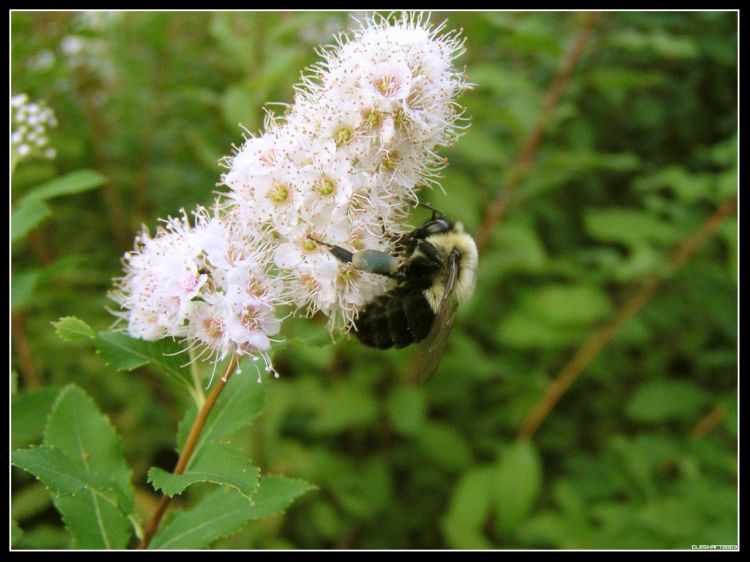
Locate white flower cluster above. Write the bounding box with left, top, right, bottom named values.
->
left=11, top=94, right=58, bottom=163
left=222, top=12, right=468, bottom=330
left=111, top=208, right=287, bottom=378
left=111, top=12, right=469, bottom=376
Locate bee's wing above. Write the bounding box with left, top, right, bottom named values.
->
left=411, top=249, right=460, bottom=384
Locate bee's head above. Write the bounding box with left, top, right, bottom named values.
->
left=414, top=216, right=465, bottom=239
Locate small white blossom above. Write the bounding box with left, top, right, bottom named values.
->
left=11, top=94, right=57, bottom=164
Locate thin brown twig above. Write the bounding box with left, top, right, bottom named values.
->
left=660, top=400, right=733, bottom=475
left=27, top=229, right=55, bottom=267
left=11, top=311, right=42, bottom=390
left=691, top=403, right=728, bottom=439
left=137, top=354, right=239, bottom=549
left=517, top=196, right=738, bottom=441
left=475, top=11, right=601, bottom=253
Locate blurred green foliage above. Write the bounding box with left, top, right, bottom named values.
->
left=11, top=11, right=737, bottom=549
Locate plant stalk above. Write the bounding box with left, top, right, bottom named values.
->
left=137, top=353, right=239, bottom=549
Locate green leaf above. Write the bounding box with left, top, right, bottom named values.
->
left=95, top=331, right=193, bottom=390
left=12, top=385, right=136, bottom=549
left=11, top=198, right=51, bottom=242
left=494, top=440, right=542, bottom=533
left=243, top=475, right=316, bottom=518
left=524, top=284, right=614, bottom=326
left=442, top=465, right=495, bottom=549
left=44, top=385, right=136, bottom=521
left=626, top=379, right=706, bottom=423
left=11, top=386, right=60, bottom=443
left=44, top=386, right=133, bottom=498
left=20, top=169, right=106, bottom=204
left=53, top=316, right=96, bottom=342
left=177, top=360, right=266, bottom=456
left=584, top=208, right=681, bottom=249
left=53, top=490, right=132, bottom=550
left=11, top=269, right=43, bottom=310
left=150, top=476, right=315, bottom=549
left=11, top=445, right=95, bottom=495
left=148, top=443, right=259, bottom=500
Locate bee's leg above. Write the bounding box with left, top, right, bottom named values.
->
left=307, top=235, right=400, bottom=278
left=415, top=239, right=444, bottom=267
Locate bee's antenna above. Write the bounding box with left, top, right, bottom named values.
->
left=306, top=234, right=334, bottom=249
left=307, top=235, right=354, bottom=264
left=417, top=202, right=446, bottom=220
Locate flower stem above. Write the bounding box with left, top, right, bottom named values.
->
left=137, top=353, right=239, bottom=549
left=188, top=347, right=206, bottom=408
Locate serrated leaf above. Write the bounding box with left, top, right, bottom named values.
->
left=494, top=440, right=542, bottom=533
left=53, top=490, right=132, bottom=549
left=148, top=443, right=259, bottom=500
left=11, top=198, right=51, bottom=241
left=11, top=445, right=96, bottom=496
left=44, top=385, right=135, bottom=518
left=150, top=476, right=315, bottom=549
left=243, top=475, right=315, bottom=518
left=53, top=316, right=96, bottom=342
left=177, top=360, right=266, bottom=455
left=44, top=386, right=130, bottom=487
left=95, top=331, right=193, bottom=390
left=11, top=386, right=60, bottom=443
left=20, top=169, right=106, bottom=204
left=13, top=386, right=136, bottom=548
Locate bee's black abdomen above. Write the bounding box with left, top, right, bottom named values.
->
left=403, top=291, right=434, bottom=342
left=354, top=288, right=434, bottom=349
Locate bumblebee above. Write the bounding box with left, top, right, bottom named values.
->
left=313, top=207, right=478, bottom=382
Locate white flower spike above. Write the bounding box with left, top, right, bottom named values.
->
left=221, top=11, right=470, bottom=331
left=112, top=12, right=470, bottom=379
